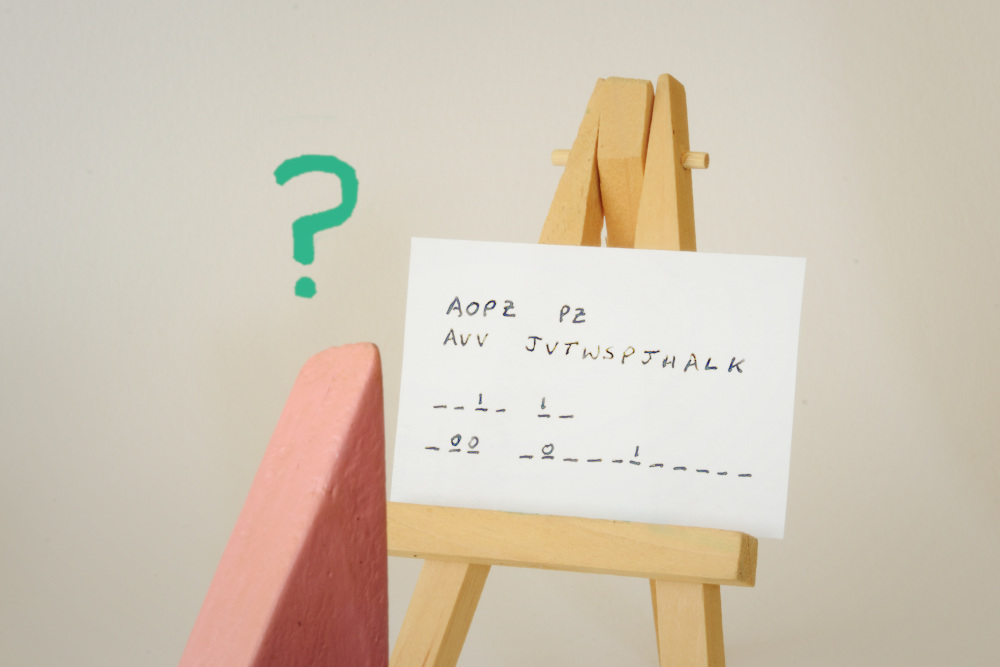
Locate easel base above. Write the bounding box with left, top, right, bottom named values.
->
left=388, top=502, right=753, bottom=667
left=391, top=558, right=727, bottom=667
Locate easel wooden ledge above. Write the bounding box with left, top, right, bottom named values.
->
left=390, top=74, right=758, bottom=667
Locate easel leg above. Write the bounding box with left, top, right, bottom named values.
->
left=390, top=560, right=490, bottom=667
left=650, top=579, right=725, bottom=667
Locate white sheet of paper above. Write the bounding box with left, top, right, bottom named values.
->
left=390, top=238, right=805, bottom=538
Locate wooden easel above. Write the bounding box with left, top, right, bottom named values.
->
left=388, top=74, right=758, bottom=667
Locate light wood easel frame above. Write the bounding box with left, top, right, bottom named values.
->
left=389, top=74, right=758, bottom=667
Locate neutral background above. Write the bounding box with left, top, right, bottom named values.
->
left=2, top=2, right=998, bottom=665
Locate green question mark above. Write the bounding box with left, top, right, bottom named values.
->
left=274, top=154, right=358, bottom=298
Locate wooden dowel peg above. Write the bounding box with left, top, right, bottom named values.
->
left=550, top=149, right=571, bottom=166
left=552, top=148, right=709, bottom=169
left=682, top=151, right=709, bottom=169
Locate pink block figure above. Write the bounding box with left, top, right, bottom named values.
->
left=181, top=343, right=387, bottom=666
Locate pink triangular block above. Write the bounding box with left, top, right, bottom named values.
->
left=181, top=343, right=387, bottom=666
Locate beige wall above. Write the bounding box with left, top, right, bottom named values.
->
left=2, top=2, right=998, bottom=665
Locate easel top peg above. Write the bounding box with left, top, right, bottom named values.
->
left=551, top=148, right=709, bottom=170
left=539, top=74, right=702, bottom=251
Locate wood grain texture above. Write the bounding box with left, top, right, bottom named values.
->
left=389, top=560, right=490, bottom=667
left=634, top=74, right=697, bottom=251
left=651, top=580, right=725, bottom=667
left=597, top=77, right=654, bottom=248
left=388, top=502, right=756, bottom=586
left=539, top=79, right=606, bottom=247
